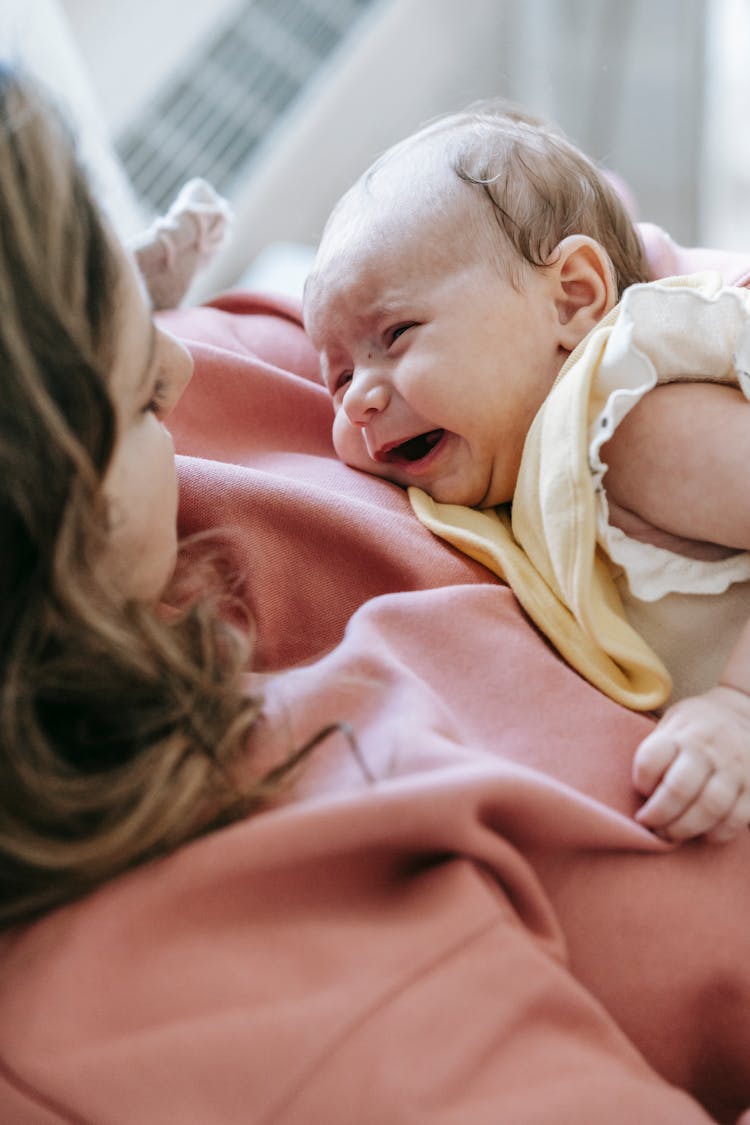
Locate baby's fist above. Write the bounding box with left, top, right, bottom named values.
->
left=633, top=685, right=750, bottom=842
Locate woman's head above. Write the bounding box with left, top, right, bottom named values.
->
left=0, top=68, right=260, bottom=926
left=0, top=63, right=118, bottom=624
left=97, top=236, right=194, bottom=600
left=0, top=64, right=194, bottom=608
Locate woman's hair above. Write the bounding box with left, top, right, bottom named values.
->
left=0, top=67, right=270, bottom=927
left=365, top=102, right=648, bottom=297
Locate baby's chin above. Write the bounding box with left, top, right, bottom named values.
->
left=419, top=474, right=511, bottom=510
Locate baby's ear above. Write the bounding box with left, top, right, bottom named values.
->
left=547, top=235, right=617, bottom=350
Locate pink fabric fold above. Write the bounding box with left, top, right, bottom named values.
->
left=638, top=220, right=750, bottom=288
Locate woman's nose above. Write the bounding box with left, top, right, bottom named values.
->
left=157, top=327, right=194, bottom=415
left=342, top=370, right=390, bottom=426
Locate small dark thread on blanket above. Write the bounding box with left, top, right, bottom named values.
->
left=263, top=720, right=376, bottom=786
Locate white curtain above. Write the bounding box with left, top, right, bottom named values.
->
left=0, top=0, right=145, bottom=235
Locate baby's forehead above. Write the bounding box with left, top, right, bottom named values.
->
left=319, top=148, right=470, bottom=260
left=306, top=139, right=489, bottom=317
left=366, top=141, right=460, bottom=213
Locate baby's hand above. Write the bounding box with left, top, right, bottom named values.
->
left=633, top=684, right=750, bottom=842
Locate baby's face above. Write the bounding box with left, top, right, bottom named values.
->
left=304, top=165, right=568, bottom=509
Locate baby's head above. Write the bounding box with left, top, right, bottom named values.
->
left=304, top=104, right=647, bottom=508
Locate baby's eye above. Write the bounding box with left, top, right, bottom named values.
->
left=387, top=323, right=417, bottom=346
left=333, top=370, right=353, bottom=396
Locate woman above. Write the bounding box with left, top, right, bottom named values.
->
left=0, top=66, right=749, bottom=1123
left=0, top=64, right=267, bottom=926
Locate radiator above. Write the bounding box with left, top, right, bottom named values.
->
left=117, top=0, right=376, bottom=217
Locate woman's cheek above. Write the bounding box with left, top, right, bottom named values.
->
left=98, top=422, right=180, bottom=601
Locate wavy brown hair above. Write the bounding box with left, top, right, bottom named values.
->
left=0, top=67, right=269, bottom=927
left=359, top=101, right=648, bottom=297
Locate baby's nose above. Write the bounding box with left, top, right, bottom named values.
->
left=342, top=373, right=390, bottom=426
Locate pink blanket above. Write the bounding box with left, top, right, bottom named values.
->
left=0, top=279, right=748, bottom=1123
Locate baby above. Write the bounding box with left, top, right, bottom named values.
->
left=303, top=104, right=750, bottom=844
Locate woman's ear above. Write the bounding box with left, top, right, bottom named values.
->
left=547, top=235, right=617, bottom=351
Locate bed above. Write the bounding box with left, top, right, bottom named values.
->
left=0, top=270, right=748, bottom=1122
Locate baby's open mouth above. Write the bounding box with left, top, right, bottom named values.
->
left=380, top=429, right=445, bottom=463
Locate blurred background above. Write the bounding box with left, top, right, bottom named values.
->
left=2, top=0, right=748, bottom=300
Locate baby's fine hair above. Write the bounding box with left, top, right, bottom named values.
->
left=367, top=102, right=648, bottom=297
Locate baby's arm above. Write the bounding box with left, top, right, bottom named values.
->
left=603, top=380, right=750, bottom=842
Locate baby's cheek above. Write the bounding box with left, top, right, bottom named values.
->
left=332, top=411, right=371, bottom=471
